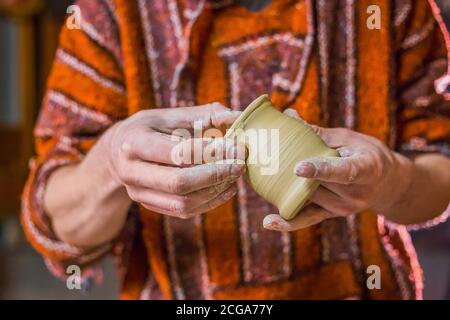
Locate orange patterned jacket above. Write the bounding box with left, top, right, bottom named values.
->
left=22, top=0, right=450, bottom=299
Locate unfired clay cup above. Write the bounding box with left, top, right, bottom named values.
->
left=225, top=95, right=340, bottom=220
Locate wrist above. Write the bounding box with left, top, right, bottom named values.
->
left=393, top=153, right=415, bottom=207
left=80, top=121, right=126, bottom=193
left=377, top=152, right=415, bottom=217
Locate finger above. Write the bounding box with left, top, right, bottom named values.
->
left=151, top=103, right=241, bottom=132
left=283, top=110, right=353, bottom=151
left=321, top=182, right=358, bottom=199
left=127, top=180, right=235, bottom=218
left=294, top=155, right=369, bottom=184
left=312, top=126, right=384, bottom=149
left=309, top=186, right=357, bottom=217
left=210, top=107, right=242, bottom=128
left=121, top=130, right=187, bottom=165
left=201, top=138, right=246, bottom=165
left=263, top=204, right=333, bottom=231
left=140, top=184, right=238, bottom=219
left=124, top=134, right=243, bottom=166
left=187, top=184, right=238, bottom=216
left=123, top=161, right=245, bottom=194
left=284, top=108, right=321, bottom=133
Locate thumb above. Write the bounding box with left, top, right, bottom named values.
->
left=263, top=205, right=332, bottom=232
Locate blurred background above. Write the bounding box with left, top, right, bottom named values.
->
left=0, top=0, right=449, bottom=300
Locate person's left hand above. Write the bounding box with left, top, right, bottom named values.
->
left=263, top=109, right=414, bottom=232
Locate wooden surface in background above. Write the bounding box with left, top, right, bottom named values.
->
left=0, top=5, right=67, bottom=218
left=0, top=125, right=26, bottom=215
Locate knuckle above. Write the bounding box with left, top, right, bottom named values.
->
left=169, top=199, right=186, bottom=216
left=212, top=165, right=231, bottom=184
left=122, top=171, right=140, bottom=186
left=117, top=170, right=128, bottom=184
left=180, top=197, right=193, bottom=213
left=373, top=163, right=384, bottom=180
left=372, top=155, right=385, bottom=179
left=319, top=161, right=333, bottom=179
left=347, top=162, right=360, bottom=183
left=364, top=152, right=383, bottom=180
left=209, top=102, right=227, bottom=112
left=168, top=171, right=188, bottom=194
left=120, top=140, right=134, bottom=159
left=178, top=211, right=194, bottom=220
left=125, top=187, right=140, bottom=202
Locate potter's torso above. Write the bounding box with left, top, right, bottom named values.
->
left=24, top=0, right=444, bottom=301
left=138, top=0, right=421, bottom=300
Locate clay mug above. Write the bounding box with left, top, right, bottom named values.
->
left=225, top=95, right=340, bottom=220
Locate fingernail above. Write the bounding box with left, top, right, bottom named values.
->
left=263, top=216, right=277, bottom=228
left=263, top=215, right=289, bottom=231
left=295, top=162, right=315, bottom=178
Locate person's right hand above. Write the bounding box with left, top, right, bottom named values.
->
left=103, top=103, right=245, bottom=219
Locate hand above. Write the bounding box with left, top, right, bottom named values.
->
left=104, top=103, right=246, bottom=219
left=263, top=109, right=414, bottom=231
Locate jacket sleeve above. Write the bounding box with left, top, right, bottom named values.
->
left=394, top=0, right=450, bottom=227
left=395, top=0, right=450, bottom=157
left=428, top=0, right=450, bottom=100
left=21, top=0, right=130, bottom=285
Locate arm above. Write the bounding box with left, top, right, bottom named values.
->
left=264, top=2, right=450, bottom=231
left=388, top=153, right=450, bottom=225
left=43, top=124, right=131, bottom=249
left=21, top=0, right=130, bottom=269
left=263, top=123, right=450, bottom=231
left=22, top=0, right=244, bottom=278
